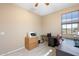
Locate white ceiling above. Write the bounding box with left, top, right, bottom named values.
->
left=16, top=3, right=77, bottom=16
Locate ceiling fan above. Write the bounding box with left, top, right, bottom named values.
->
left=34, top=3, right=50, bottom=7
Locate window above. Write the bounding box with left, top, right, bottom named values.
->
left=66, top=13, right=71, bottom=22
left=61, top=11, right=79, bottom=35
left=72, top=11, right=79, bottom=22
left=62, top=25, right=66, bottom=34
left=67, top=24, right=71, bottom=34
left=62, top=14, right=67, bottom=23
left=72, top=23, right=78, bottom=34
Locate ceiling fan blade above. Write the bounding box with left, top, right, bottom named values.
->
left=45, top=3, right=49, bottom=6
left=35, top=3, right=39, bottom=7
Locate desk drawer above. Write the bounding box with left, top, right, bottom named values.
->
left=29, top=42, right=38, bottom=50
left=29, top=39, right=38, bottom=44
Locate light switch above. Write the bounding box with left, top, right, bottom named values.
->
left=0, top=32, right=5, bottom=35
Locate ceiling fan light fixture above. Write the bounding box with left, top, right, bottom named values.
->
left=45, top=3, right=49, bottom=6
left=35, top=3, right=38, bottom=7
left=34, top=3, right=50, bottom=7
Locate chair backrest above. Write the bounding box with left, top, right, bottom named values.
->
left=57, top=34, right=62, bottom=39
left=47, top=33, right=51, bottom=37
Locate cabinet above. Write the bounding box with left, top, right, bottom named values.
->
left=25, top=36, right=38, bottom=50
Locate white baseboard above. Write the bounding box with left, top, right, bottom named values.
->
left=0, top=47, right=24, bottom=56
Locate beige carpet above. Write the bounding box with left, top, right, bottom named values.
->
left=4, top=42, right=56, bottom=56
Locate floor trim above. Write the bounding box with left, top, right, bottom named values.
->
left=0, top=47, right=24, bottom=56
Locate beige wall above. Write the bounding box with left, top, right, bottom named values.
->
left=0, top=4, right=42, bottom=54
left=42, top=4, right=79, bottom=37
left=0, top=3, right=79, bottom=55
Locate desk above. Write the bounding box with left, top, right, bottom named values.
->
left=41, top=35, right=57, bottom=42
left=41, top=35, right=58, bottom=47
left=41, top=35, right=48, bottom=42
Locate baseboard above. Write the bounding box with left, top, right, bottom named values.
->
left=0, top=47, right=24, bottom=56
